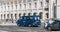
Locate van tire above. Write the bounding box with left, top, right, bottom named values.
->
left=48, top=27, right=51, bottom=31
left=28, top=24, right=32, bottom=27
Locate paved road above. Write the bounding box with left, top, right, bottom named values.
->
left=0, top=23, right=47, bottom=32
left=0, top=25, right=44, bottom=31
left=0, top=23, right=59, bottom=32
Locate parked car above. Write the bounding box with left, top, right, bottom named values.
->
left=44, top=18, right=60, bottom=31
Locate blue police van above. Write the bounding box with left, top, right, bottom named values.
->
left=16, top=15, right=41, bottom=27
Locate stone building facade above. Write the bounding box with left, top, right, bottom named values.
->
left=0, top=0, right=56, bottom=23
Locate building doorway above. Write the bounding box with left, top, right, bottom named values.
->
left=11, top=14, right=13, bottom=23
left=46, top=13, right=49, bottom=18
left=19, top=13, right=21, bottom=19
left=33, top=13, right=37, bottom=16
left=39, top=12, right=43, bottom=19
left=15, top=14, right=17, bottom=20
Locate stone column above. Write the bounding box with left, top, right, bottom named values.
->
left=49, top=0, right=54, bottom=19
left=49, top=0, right=54, bottom=23
left=56, top=0, right=60, bottom=19
left=13, top=14, right=15, bottom=23
left=42, top=0, right=46, bottom=22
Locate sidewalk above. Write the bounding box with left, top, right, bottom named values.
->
left=0, top=23, right=17, bottom=26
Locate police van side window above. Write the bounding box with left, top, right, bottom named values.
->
left=26, top=18, right=30, bottom=20
left=35, top=17, right=38, bottom=20
left=35, top=17, right=39, bottom=20
left=20, top=17, right=22, bottom=19
left=38, top=17, right=40, bottom=20
left=24, top=17, right=26, bottom=20
left=26, top=17, right=32, bottom=20
left=35, top=17, right=37, bottom=20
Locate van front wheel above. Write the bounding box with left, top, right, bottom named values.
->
left=32, top=25, right=38, bottom=27
left=28, top=24, right=32, bottom=27
left=48, top=27, right=51, bottom=31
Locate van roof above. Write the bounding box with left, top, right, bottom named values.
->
left=20, top=15, right=40, bottom=17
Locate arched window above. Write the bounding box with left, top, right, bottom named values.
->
left=41, top=2, right=42, bottom=7
left=29, top=3, right=31, bottom=8
left=33, top=13, right=37, bottom=16
left=39, top=12, right=43, bottom=19
left=20, top=4, right=21, bottom=9
left=15, top=14, right=17, bottom=19
left=12, top=5, right=13, bottom=9
left=11, top=14, right=13, bottom=19
left=16, top=5, right=17, bottom=9
left=35, top=2, right=37, bottom=8
left=4, top=14, right=5, bottom=19
left=1, top=14, right=2, bottom=19
left=7, top=14, right=9, bottom=19
left=24, top=4, right=26, bottom=9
